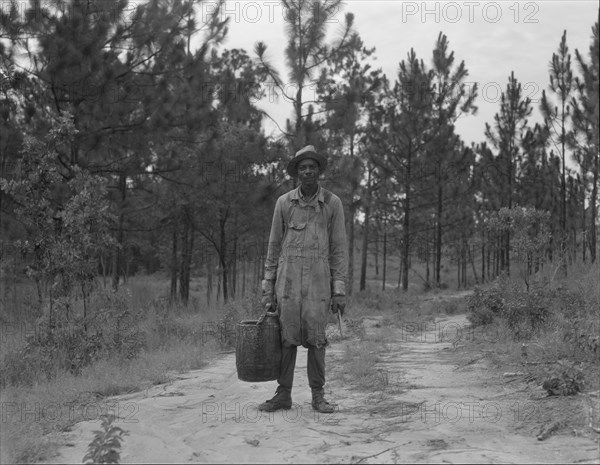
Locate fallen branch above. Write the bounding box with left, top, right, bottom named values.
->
left=537, top=420, right=563, bottom=441
left=355, top=445, right=402, bottom=463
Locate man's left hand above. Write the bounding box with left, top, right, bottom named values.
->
left=331, top=295, right=346, bottom=316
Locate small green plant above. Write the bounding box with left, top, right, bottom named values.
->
left=83, top=414, right=129, bottom=464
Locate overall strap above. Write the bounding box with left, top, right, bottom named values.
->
left=281, top=192, right=296, bottom=239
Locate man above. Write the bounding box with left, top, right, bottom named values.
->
left=259, top=145, right=348, bottom=414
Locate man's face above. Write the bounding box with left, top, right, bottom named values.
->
left=297, top=158, right=320, bottom=187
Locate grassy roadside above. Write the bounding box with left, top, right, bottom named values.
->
left=328, top=287, right=466, bottom=395
left=461, top=262, right=600, bottom=438
left=328, top=266, right=600, bottom=441
left=2, top=260, right=597, bottom=462
left=0, top=276, right=264, bottom=464
left=0, top=343, right=209, bottom=463
left=465, top=262, right=599, bottom=389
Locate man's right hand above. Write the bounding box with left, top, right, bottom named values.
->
left=261, top=293, right=274, bottom=311
left=261, top=279, right=275, bottom=311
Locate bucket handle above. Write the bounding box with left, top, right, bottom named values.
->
left=256, top=304, right=278, bottom=326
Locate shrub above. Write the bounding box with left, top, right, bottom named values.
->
left=502, top=286, right=551, bottom=340
left=0, top=288, right=145, bottom=386
left=466, top=285, right=504, bottom=327
left=556, top=287, right=600, bottom=361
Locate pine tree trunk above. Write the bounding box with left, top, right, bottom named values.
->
left=425, top=241, right=430, bottom=287
left=359, top=166, right=372, bottom=291
left=206, top=255, right=212, bottom=307
left=374, top=218, right=379, bottom=276
left=99, top=255, right=108, bottom=289
left=170, top=221, right=178, bottom=302
left=462, top=243, right=468, bottom=287
left=590, top=155, right=598, bottom=263
left=397, top=252, right=402, bottom=290
left=220, top=217, right=228, bottom=303
left=231, top=233, right=238, bottom=300
left=347, top=204, right=356, bottom=295
left=374, top=219, right=381, bottom=276
left=561, top=131, right=568, bottom=275
left=359, top=213, right=368, bottom=291
left=111, top=174, right=126, bottom=291
left=382, top=218, right=387, bottom=291
left=216, top=264, right=221, bottom=304
left=486, top=238, right=491, bottom=280
left=242, top=255, right=246, bottom=297
left=481, top=235, right=486, bottom=284
left=435, top=170, right=443, bottom=287
left=469, top=242, right=479, bottom=284
left=111, top=215, right=123, bottom=291
left=582, top=166, right=587, bottom=263
left=495, top=236, right=500, bottom=277
left=402, top=144, right=412, bottom=291
left=456, top=248, right=461, bottom=290
left=505, top=231, right=511, bottom=275
left=179, top=214, right=192, bottom=305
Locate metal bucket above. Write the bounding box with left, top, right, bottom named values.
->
left=235, top=312, right=282, bottom=382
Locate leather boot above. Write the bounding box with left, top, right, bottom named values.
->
left=258, top=386, right=292, bottom=412
left=311, top=389, right=335, bottom=414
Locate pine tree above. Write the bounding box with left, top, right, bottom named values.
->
left=3, top=0, right=230, bottom=290
left=572, top=14, right=599, bottom=263
left=372, top=49, right=434, bottom=291
left=427, top=32, right=478, bottom=287
left=484, top=71, right=533, bottom=274
left=316, top=32, right=383, bottom=294
left=255, top=0, right=354, bottom=151
left=540, top=30, right=575, bottom=273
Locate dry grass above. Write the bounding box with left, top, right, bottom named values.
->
left=5, top=255, right=593, bottom=462
left=464, top=261, right=600, bottom=425
left=0, top=274, right=246, bottom=464
left=330, top=288, right=467, bottom=397
left=0, top=337, right=214, bottom=464
left=332, top=340, right=387, bottom=392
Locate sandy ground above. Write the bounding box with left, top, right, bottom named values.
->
left=47, top=305, right=600, bottom=464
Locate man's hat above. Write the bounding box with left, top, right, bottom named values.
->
left=286, top=145, right=328, bottom=178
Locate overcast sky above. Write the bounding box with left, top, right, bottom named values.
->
left=210, top=0, right=598, bottom=147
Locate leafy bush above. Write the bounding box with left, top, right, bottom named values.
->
left=554, top=288, right=600, bottom=360
left=466, top=285, right=504, bottom=327
left=502, top=287, right=550, bottom=340
left=0, top=289, right=144, bottom=386
left=467, top=281, right=550, bottom=338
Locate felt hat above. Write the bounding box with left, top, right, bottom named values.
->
left=286, top=145, right=328, bottom=178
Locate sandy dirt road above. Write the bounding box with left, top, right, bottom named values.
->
left=48, top=308, right=600, bottom=464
